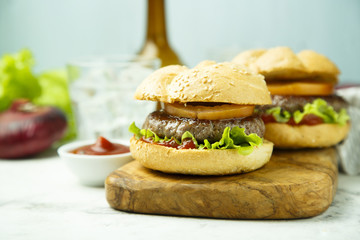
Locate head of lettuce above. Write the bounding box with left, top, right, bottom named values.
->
left=0, top=49, right=76, bottom=142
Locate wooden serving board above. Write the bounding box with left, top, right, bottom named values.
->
left=105, top=148, right=337, bottom=219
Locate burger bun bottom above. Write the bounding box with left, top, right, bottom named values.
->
left=130, top=137, right=274, bottom=175
left=264, top=122, right=350, bottom=148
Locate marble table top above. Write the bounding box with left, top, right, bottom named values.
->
left=0, top=149, right=359, bottom=240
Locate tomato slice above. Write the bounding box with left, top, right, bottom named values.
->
left=267, top=82, right=334, bottom=96
left=164, top=103, right=254, bottom=120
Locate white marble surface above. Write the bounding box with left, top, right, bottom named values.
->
left=0, top=149, right=360, bottom=240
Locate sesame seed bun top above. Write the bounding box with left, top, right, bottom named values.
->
left=232, top=47, right=340, bottom=84
left=134, top=61, right=272, bottom=105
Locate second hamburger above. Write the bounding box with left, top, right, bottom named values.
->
left=233, top=47, right=350, bottom=148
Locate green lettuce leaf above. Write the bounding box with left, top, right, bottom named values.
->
left=181, top=131, right=199, bottom=147
left=208, top=126, right=262, bottom=155
left=129, top=122, right=262, bottom=155
left=129, top=122, right=143, bottom=139
left=265, top=107, right=291, bottom=123
left=337, top=109, right=350, bottom=125
left=0, top=49, right=41, bottom=111
left=293, top=99, right=349, bottom=125
left=266, top=99, right=350, bottom=126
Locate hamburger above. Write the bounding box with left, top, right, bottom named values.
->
left=232, top=47, right=350, bottom=148
left=129, top=61, right=273, bottom=175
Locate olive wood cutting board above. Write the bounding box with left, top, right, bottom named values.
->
left=105, top=148, right=337, bottom=219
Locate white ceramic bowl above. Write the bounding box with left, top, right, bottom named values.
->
left=57, top=139, right=133, bottom=187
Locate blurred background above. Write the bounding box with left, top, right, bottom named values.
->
left=1, top=0, right=359, bottom=83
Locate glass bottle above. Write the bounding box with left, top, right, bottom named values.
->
left=138, top=0, right=183, bottom=67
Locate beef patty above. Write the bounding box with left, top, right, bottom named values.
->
left=142, top=111, right=265, bottom=143
left=258, top=95, right=348, bottom=113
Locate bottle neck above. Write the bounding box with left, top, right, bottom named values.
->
left=146, top=0, right=168, bottom=46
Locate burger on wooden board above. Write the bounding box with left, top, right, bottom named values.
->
left=232, top=47, right=350, bottom=148
left=129, top=61, right=274, bottom=175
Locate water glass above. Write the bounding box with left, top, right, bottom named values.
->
left=67, top=55, right=160, bottom=140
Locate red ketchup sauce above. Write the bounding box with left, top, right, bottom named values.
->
left=141, top=137, right=197, bottom=149
left=261, top=114, right=324, bottom=126
left=71, top=136, right=130, bottom=155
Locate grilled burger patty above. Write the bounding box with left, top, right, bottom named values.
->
left=258, top=95, right=348, bottom=113
left=142, top=111, right=265, bottom=143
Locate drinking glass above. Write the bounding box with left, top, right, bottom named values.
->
left=67, top=55, right=160, bottom=140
